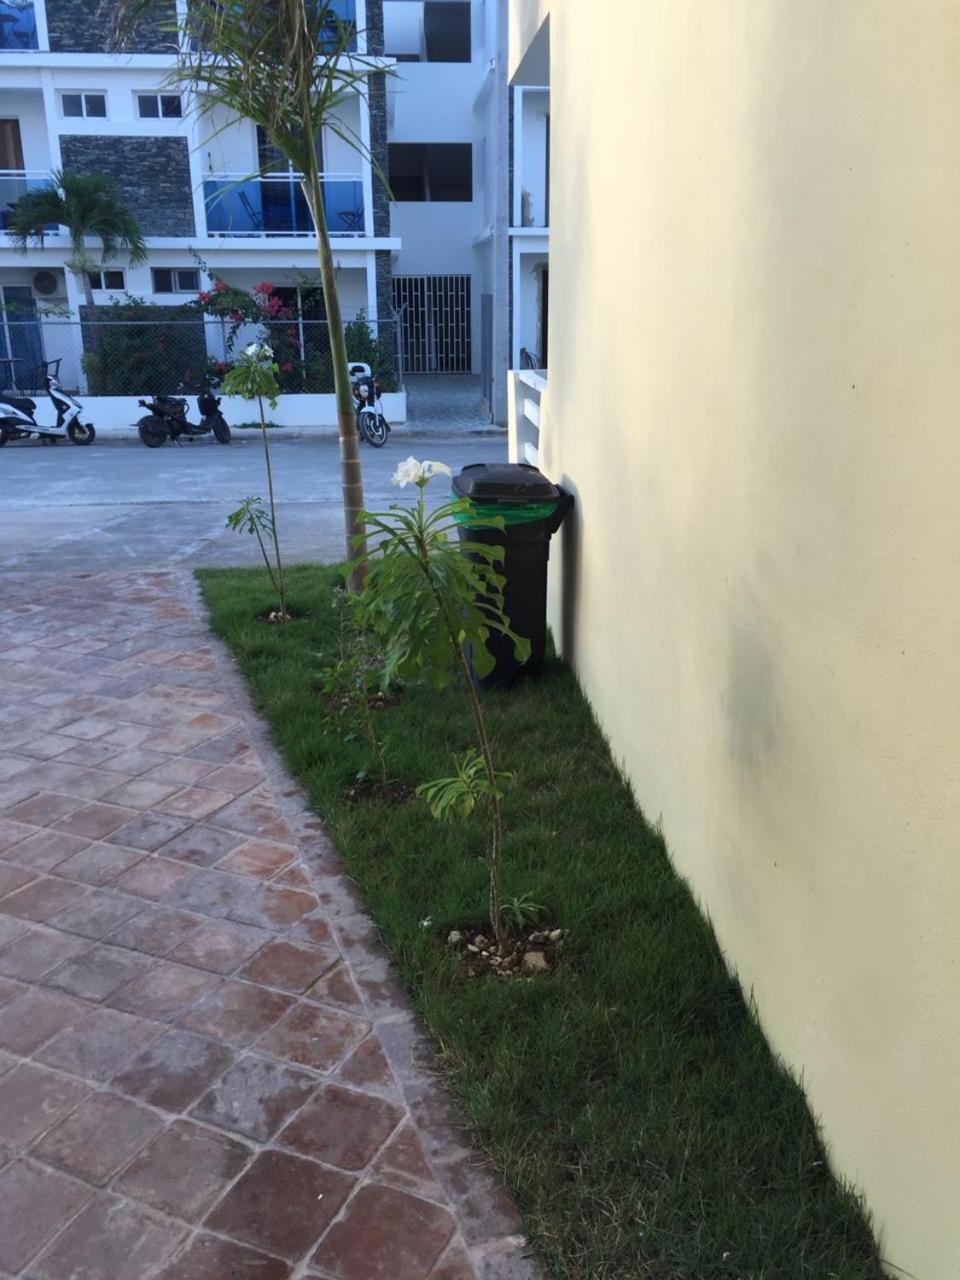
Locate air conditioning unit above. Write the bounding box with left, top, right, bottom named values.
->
left=32, top=271, right=59, bottom=297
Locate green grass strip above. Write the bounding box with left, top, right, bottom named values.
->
left=198, top=563, right=885, bottom=1280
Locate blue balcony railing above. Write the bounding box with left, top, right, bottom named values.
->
left=0, top=0, right=38, bottom=48
left=204, top=174, right=366, bottom=237
left=0, top=172, right=52, bottom=230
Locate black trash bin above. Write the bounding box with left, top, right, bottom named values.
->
left=452, top=462, right=572, bottom=689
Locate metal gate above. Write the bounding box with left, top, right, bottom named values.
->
left=392, top=274, right=471, bottom=373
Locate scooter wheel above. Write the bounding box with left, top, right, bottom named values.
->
left=361, top=413, right=390, bottom=448
left=0, top=429, right=8, bottom=446
left=212, top=415, right=231, bottom=445
left=68, top=422, right=96, bottom=446
left=138, top=418, right=168, bottom=448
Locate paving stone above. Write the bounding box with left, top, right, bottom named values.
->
left=0, top=829, right=89, bottom=872
left=189, top=728, right=253, bottom=764
left=166, top=868, right=261, bottom=920
left=0, top=779, right=40, bottom=809
left=312, top=1183, right=457, bottom=1280
left=108, top=959, right=218, bottom=1019
left=0, top=876, right=85, bottom=923
left=33, top=1090, right=164, bottom=1185
left=53, top=802, right=138, bottom=841
left=21, top=764, right=130, bottom=802
left=199, top=764, right=266, bottom=796
left=38, top=1007, right=164, bottom=1083
left=0, top=1062, right=90, bottom=1149
left=106, top=905, right=203, bottom=956
left=241, top=939, right=338, bottom=993
left=279, top=1083, right=403, bottom=1171
left=156, top=1234, right=292, bottom=1280
left=143, top=756, right=218, bottom=787
left=274, top=864, right=312, bottom=889
left=155, top=786, right=232, bottom=821
left=0, top=915, right=29, bottom=949
left=257, top=1002, right=369, bottom=1073
left=29, top=1195, right=186, bottom=1280
left=113, top=1028, right=233, bottom=1109
left=219, top=839, right=298, bottom=879
left=54, top=741, right=126, bottom=767
left=205, top=1149, right=354, bottom=1259
left=112, top=856, right=197, bottom=901
left=52, top=842, right=146, bottom=886
left=373, top=1123, right=446, bottom=1201
left=48, top=889, right=144, bottom=939
left=1, top=791, right=84, bottom=828
left=108, top=811, right=193, bottom=852
left=190, top=1054, right=317, bottom=1141
left=116, top=1118, right=251, bottom=1221
left=0, top=755, right=31, bottom=782
left=0, top=1159, right=92, bottom=1274
left=99, top=777, right=182, bottom=809
left=0, top=926, right=89, bottom=981
left=17, top=733, right=77, bottom=761
left=180, top=979, right=294, bottom=1046
left=310, top=963, right=366, bottom=1014
left=171, top=920, right=269, bottom=973
left=0, top=861, right=38, bottom=898
left=59, top=715, right=116, bottom=741
left=0, top=988, right=87, bottom=1054
left=230, top=884, right=319, bottom=930
left=46, top=943, right=150, bottom=1002
left=430, top=1243, right=478, bottom=1279
left=156, top=822, right=245, bottom=868
left=0, top=817, right=38, bottom=853
left=0, top=975, right=23, bottom=1006
left=289, top=911, right=336, bottom=949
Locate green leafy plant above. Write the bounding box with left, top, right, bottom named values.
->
left=222, top=344, right=288, bottom=620
left=499, top=892, right=547, bottom=933
left=358, top=458, right=530, bottom=955
left=318, top=587, right=390, bottom=789
left=77, top=297, right=207, bottom=394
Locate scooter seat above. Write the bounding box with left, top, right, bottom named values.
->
left=2, top=397, right=35, bottom=415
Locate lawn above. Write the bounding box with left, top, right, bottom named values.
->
left=198, top=563, right=885, bottom=1280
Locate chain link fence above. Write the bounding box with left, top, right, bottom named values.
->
left=0, top=316, right=404, bottom=398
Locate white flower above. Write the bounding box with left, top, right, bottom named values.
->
left=244, top=342, right=274, bottom=361
left=391, top=456, right=424, bottom=488
left=419, top=916, right=433, bottom=929
left=391, top=458, right=453, bottom=488
left=422, top=461, right=452, bottom=479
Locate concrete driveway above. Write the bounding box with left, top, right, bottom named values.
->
left=0, top=435, right=507, bottom=574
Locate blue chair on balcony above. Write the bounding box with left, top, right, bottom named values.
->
left=238, top=191, right=264, bottom=233
left=338, top=208, right=364, bottom=233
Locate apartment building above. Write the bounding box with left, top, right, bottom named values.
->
left=0, top=0, right=532, bottom=422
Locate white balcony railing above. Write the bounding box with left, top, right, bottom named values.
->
left=203, top=173, right=366, bottom=237
left=509, top=368, right=545, bottom=467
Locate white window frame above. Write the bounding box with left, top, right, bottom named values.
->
left=135, top=92, right=183, bottom=120
left=87, top=269, right=126, bottom=292
left=59, top=92, right=107, bottom=120
left=152, top=267, right=201, bottom=295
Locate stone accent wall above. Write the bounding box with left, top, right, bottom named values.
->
left=375, top=249, right=394, bottom=324
left=46, top=0, right=176, bottom=53
left=59, top=136, right=196, bottom=238
left=368, top=73, right=390, bottom=238
left=364, top=0, right=384, bottom=54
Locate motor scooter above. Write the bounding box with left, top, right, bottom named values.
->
left=0, top=358, right=96, bottom=446
left=136, top=382, right=231, bottom=448
left=350, top=362, right=390, bottom=448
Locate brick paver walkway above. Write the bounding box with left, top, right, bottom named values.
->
left=0, top=571, right=539, bottom=1280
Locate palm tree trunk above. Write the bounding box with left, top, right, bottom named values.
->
left=302, top=177, right=368, bottom=590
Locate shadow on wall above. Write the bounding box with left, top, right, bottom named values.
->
left=724, top=600, right=784, bottom=772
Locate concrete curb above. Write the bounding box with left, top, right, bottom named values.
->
left=90, top=424, right=507, bottom=444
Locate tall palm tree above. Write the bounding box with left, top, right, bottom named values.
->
left=118, top=0, right=390, bottom=586
left=7, top=170, right=147, bottom=309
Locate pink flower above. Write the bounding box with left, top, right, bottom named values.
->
left=253, top=281, right=275, bottom=294
left=197, top=290, right=211, bottom=304
left=281, top=362, right=293, bottom=372
left=228, top=310, right=242, bottom=322
left=213, top=279, right=227, bottom=292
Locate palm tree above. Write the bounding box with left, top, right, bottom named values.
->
left=7, top=170, right=147, bottom=309
left=118, top=0, right=390, bottom=586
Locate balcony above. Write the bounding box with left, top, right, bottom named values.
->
left=204, top=174, right=366, bottom=238
left=0, top=172, right=52, bottom=230
left=0, top=0, right=37, bottom=48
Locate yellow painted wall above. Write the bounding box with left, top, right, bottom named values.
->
left=518, top=2, right=960, bottom=1276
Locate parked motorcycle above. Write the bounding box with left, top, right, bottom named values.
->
left=136, top=382, right=231, bottom=448
left=0, top=358, right=96, bottom=447
left=350, top=363, right=390, bottom=448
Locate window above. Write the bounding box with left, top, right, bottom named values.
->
left=137, top=93, right=183, bottom=119
left=87, top=269, right=126, bottom=291
left=388, top=143, right=472, bottom=202
left=152, top=268, right=201, bottom=294
left=384, top=1, right=470, bottom=62
left=60, top=93, right=106, bottom=119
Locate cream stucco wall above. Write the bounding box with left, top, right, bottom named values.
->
left=518, top=3, right=960, bottom=1277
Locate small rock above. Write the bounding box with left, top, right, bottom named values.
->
left=522, top=950, right=549, bottom=973
left=466, top=944, right=479, bottom=953
left=447, top=930, right=463, bottom=947
left=548, top=929, right=563, bottom=942
left=474, top=935, right=490, bottom=949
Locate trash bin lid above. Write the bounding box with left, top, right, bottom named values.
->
left=452, top=463, right=560, bottom=504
